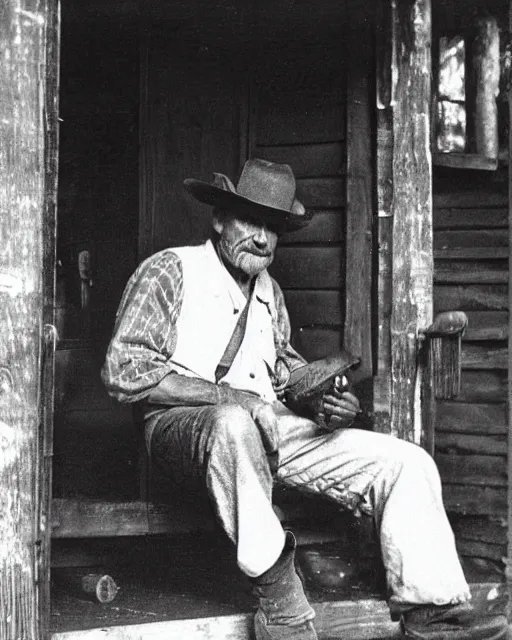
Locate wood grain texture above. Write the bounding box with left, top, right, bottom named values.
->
left=390, top=0, right=432, bottom=442
left=51, top=600, right=401, bottom=640
left=436, top=453, right=507, bottom=486
left=435, top=402, right=507, bottom=435
left=433, top=207, right=508, bottom=229
left=270, top=247, right=342, bottom=289
left=373, top=107, right=393, bottom=434
left=434, top=261, right=508, bottom=285
left=284, top=290, right=342, bottom=330
left=434, top=247, right=509, bottom=259
left=255, top=142, right=345, bottom=178
left=444, top=485, right=507, bottom=516
left=450, top=516, right=507, bottom=544
left=463, top=312, right=508, bottom=340
left=279, top=210, right=343, bottom=244
left=436, top=432, right=507, bottom=456
left=435, top=229, right=508, bottom=250
left=435, top=285, right=508, bottom=311
left=296, top=177, right=346, bottom=208
left=291, top=326, right=342, bottom=362
left=0, top=2, right=59, bottom=637
left=344, top=1, right=373, bottom=380
left=461, top=343, right=508, bottom=370
left=139, top=33, right=241, bottom=258
left=434, top=190, right=508, bottom=208
left=257, top=91, right=346, bottom=146
left=457, top=371, right=508, bottom=403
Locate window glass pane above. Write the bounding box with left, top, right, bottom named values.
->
left=439, top=36, right=465, bottom=101
left=437, top=100, right=466, bottom=152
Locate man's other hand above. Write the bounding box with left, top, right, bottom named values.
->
left=245, top=395, right=279, bottom=456
left=318, top=376, right=361, bottom=431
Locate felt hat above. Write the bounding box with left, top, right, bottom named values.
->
left=183, top=158, right=313, bottom=232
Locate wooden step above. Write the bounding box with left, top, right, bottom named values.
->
left=49, top=583, right=506, bottom=640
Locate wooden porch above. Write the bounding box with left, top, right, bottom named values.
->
left=1, top=0, right=512, bottom=638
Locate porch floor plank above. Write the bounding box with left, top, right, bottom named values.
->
left=50, top=532, right=505, bottom=640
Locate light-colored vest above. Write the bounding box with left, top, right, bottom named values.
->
left=170, top=242, right=277, bottom=402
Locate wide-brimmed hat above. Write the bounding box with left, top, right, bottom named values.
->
left=183, top=158, right=313, bottom=232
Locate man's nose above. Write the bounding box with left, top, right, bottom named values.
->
left=253, top=224, right=269, bottom=245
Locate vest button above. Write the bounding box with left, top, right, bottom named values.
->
left=249, top=372, right=255, bottom=379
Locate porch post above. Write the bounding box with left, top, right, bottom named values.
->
left=0, top=1, right=60, bottom=638
left=389, top=0, right=433, bottom=443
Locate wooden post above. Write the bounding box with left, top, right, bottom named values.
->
left=373, top=0, right=395, bottom=435
left=507, top=0, right=512, bottom=620
left=344, top=1, right=374, bottom=382
left=0, top=2, right=60, bottom=638
left=390, top=0, right=433, bottom=442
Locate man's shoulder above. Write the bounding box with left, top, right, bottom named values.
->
left=138, top=243, right=206, bottom=275
left=137, top=248, right=183, bottom=279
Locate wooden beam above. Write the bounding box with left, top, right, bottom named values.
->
left=435, top=263, right=508, bottom=285
left=49, top=583, right=506, bottom=640
left=444, top=486, right=507, bottom=516
left=436, top=453, right=507, bottom=486
left=433, top=207, right=508, bottom=229
left=432, top=152, right=498, bottom=171
left=344, top=0, right=373, bottom=380
left=435, top=284, right=508, bottom=312
left=271, top=247, right=343, bottom=290
left=436, top=433, right=507, bottom=456
left=51, top=599, right=402, bottom=640
left=39, top=2, right=60, bottom=636
left=0, top=2, right=60, bottom=638
left=508, top=0, right=512, bottom=610
left=390, top=0, right=432, bottom=443
left=373, top=0, right=394, bottom=435
left=434, top=247, right=509, bottom=259
left=436, top=401, right=507, bottom=435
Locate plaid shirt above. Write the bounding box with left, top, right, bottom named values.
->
left=101, top=241, right=306, bottom=405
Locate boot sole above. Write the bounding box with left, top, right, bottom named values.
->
left=254, top=610, right=318, bottom=640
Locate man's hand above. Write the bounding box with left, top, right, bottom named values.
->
left=218, top=384, right=279, bottom=463
left=317, top=376, right=361, bottom=432
left=234, top=390, right=279, bottom=456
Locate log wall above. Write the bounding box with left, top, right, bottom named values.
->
left=253, top=40, right=347, bottom=361
left=433, top=167, right=509, bottom=568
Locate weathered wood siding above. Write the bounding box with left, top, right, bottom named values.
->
left=0, top=0, right=60, bottom=636
left=253, top=41, right=347, bottom=361
left=433, top=168, right=508, bottom=565
left=139, top=26, right=242, bottom=259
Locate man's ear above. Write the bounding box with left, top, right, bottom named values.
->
left=212, top=208, right=225, bottom=235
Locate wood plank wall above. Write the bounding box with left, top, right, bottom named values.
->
left=139, top=27, right=243, bottom=259
left=432, top=167, right=508, bottom=568
left=252, top=41, right=347, bottom=361
left=54, top=17, right=140, bottom=500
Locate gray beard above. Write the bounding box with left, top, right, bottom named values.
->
left=236, top=252, right=272, bottom=277
left=217, top=238, right=273, bottom=278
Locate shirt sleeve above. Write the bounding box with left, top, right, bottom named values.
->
left=101, top=251, right=184, bottom=403
left=270, top=277, right=307, bottom=381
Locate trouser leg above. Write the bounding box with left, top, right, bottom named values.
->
left=149, top=404, right=285, bottom=577
left=273, top=403, right=470, bottom=607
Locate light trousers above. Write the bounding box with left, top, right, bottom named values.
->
left=149, top=401, right=470, bottom=606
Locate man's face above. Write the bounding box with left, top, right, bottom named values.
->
left=214, top=212, right=279, bottom=278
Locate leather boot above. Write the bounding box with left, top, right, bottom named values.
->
left=400, top=601, right=508, bottom=639
left=251, top=532, right=318, bottom=640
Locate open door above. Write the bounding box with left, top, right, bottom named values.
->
left=0, top=2, right=60, bottom=638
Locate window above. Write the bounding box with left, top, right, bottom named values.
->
left=433, top=17, right=500, bottom=170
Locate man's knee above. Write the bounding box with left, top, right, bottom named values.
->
left=209, top=404, right=263, bottom=451
left=393, top=439, right=439, bottom=477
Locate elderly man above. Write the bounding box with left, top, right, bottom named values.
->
left=102, top=159, right=505, bottom=640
